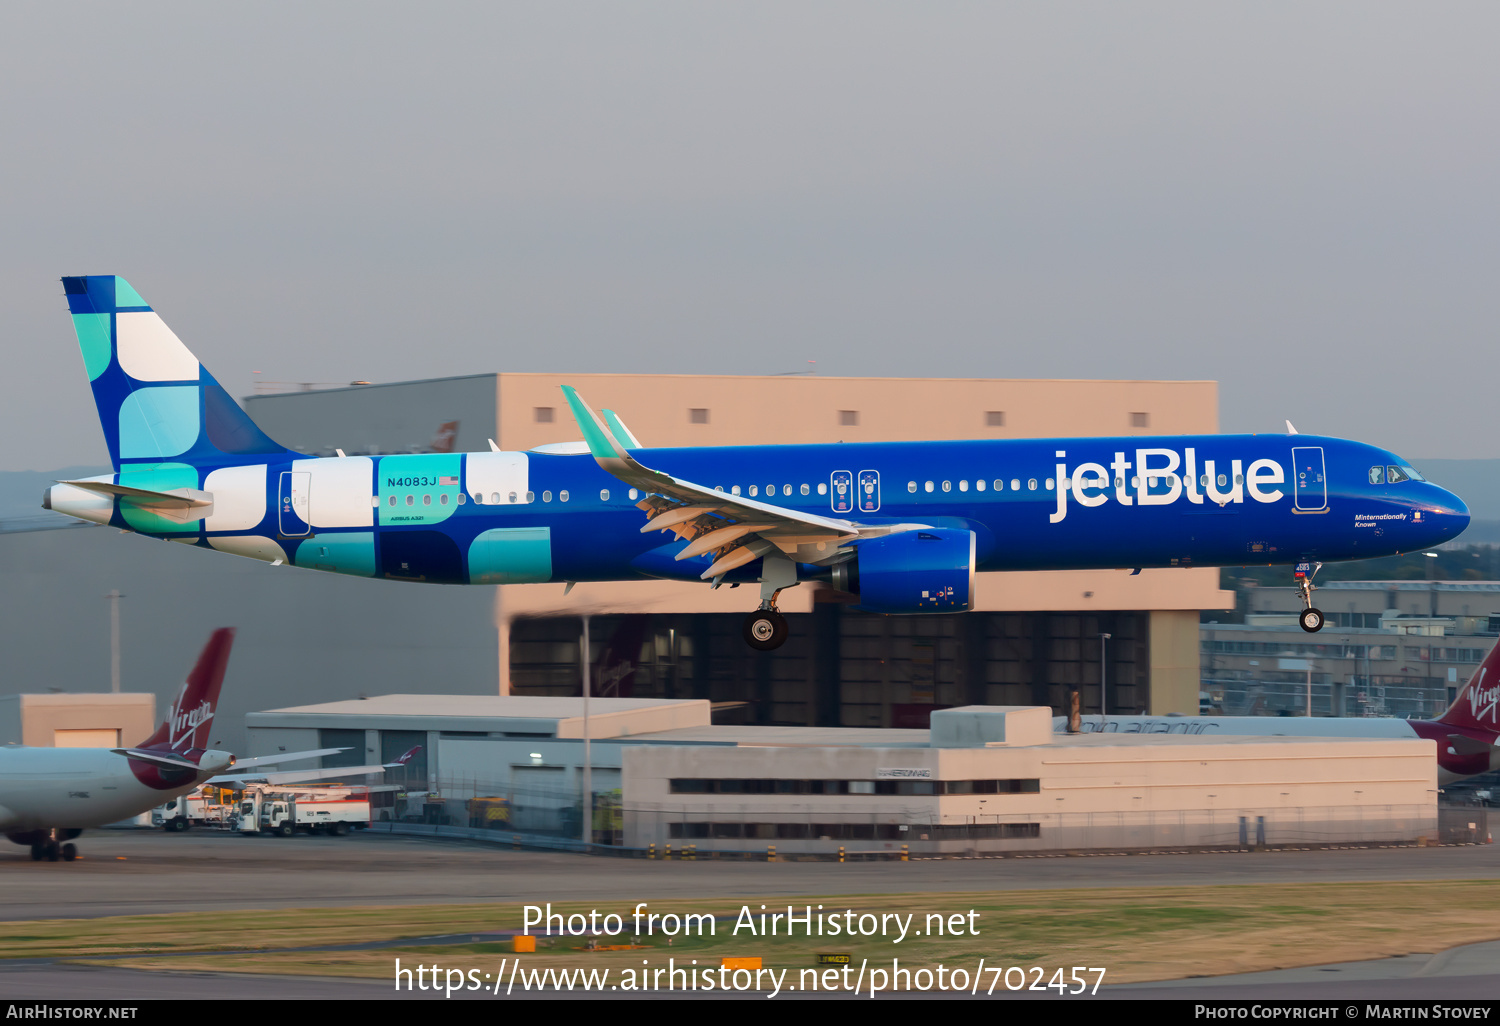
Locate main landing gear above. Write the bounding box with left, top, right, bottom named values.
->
left=1295, top=561, right=1325, bottom=634
left=24, top=830, right=78, bottom=862
left=742, top=551, right=797, bottom=651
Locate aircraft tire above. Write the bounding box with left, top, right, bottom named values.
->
left=61, top=844, right=77, bottom=862
left=29, top=843, right=44, bottom=862
left=743, top=610, right=789, bottom=651
left=45, top=841, right=60, bottom=862
left=1299, top=608, right=1325, bottom=633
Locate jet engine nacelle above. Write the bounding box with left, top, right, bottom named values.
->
left=831, top=528, right=976, bottom=614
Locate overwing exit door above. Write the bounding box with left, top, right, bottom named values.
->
left=279, top=471, right=311, bottom=536
left=1291, top=447, right=1327, bottom=512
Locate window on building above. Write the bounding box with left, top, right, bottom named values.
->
left=689, top=408, right=709, bottom=424
left=986, top=411, right=1005, bottom=427
left=1130, top=412, right=1149, bottom=428
left=534, top=407, right=555, bottom=423
left=839, top=410, right=859, bottom=426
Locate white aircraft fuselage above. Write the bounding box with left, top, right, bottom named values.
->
left=0, top=746, right=232, bottom=833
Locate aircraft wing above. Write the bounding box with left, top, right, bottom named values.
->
left=562, top=386, right=891, bottom=579
left=211, top=763, right=394, bottom=787
left=225, top=747, right=351, bottom=771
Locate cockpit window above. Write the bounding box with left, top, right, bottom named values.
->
left=1403, top=466, right=1425, bottom=482
left=1368, top=466, right=1384, bottom=485
left=1386, top=466, right=1409, bottom=484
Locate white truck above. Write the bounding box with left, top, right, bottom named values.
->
left=154, top=790, right=233, bottom=831
left=258, top=792, right=372, bottom=837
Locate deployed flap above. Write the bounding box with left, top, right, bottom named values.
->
left=561, top=385, right=863, bottom=578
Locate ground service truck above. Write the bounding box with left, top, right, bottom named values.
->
left=258, top=793, right=372, bottom=836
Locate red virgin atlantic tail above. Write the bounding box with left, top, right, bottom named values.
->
left=136, top=628, right=236, bottom=754
left=1435, top=637, right=1500, bottom=735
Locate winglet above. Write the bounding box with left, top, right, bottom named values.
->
left=561, top=386, right=628, bottom=461
left=601, top=409, right=643, bottom=449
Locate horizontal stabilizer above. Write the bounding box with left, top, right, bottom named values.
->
left=59, top=479, right=213, bottom=524
left=1447, top=733, right=1493, bottom=756
left=113, top=748, right=202, bottom=772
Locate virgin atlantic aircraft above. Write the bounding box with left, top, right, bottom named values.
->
left=45, top=276, right=1469, bottom=651
left=1059, top=636, right=1500, bottom=784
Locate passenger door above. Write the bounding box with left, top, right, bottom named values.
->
left=278, top=471, right=311, bottom=536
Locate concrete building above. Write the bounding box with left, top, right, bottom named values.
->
left=245, top=697, right=1438, bottom=855
left=1202, top=581, right=1500, bottom=718
left=0, top=693, right=155, bottom=748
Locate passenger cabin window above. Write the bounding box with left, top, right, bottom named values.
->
left=749, top=485, right=758, bottom=497
left=542, top=491, right=552, bottom=502
left=907, top=481, right=916, bottom=493
left=600, top=489, right=610, bottom=501
left=800, top=483, right=810, bottom=495
left=1027, top=479, right=1037, bottom=491
left=559, top=490, right=569, bottom=502
left=1010, top=479, right=1020, bottom=491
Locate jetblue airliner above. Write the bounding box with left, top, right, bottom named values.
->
left=45, top=276, right=1469, bottom=650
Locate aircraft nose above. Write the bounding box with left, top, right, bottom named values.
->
left=1426, top=487, right=1470, bottom=541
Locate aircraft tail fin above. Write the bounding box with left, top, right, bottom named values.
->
left=1435, top=639, right=1500, bottom=733
left=60, top=276, right=295, bottom=472
left=138, top=627, right=236, bottom=754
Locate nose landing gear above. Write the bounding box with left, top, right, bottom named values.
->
left=1295, top=561, right=1325, bottom=634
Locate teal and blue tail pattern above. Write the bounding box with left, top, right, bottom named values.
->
left=61, top=275, right=293, bottom=471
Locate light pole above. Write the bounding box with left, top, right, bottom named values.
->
left=581, top=614, right=591, bottom=849
left=1098, top=633, right=1112, bottom=724
left=107, top=589, right=124, bottom=693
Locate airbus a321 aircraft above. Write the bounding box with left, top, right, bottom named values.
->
left=2, top=628, right=237, bottom=862
left=46, top=276, right=1469, bottom=650
left=1058, top=634, right=1500, bottom=785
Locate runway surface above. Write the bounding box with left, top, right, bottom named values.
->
left=2, top=829, right=1498, bottom=920
left=3, top=831, right=1499, bottom=1000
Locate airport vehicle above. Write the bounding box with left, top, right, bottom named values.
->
left=238, top=782, right=399, bottom=833
left=1058, top=634, right=1500, bottom=784
left=47, top=276, right=1469, bottom=650
left=154, top=789, right=233, bottom=830
left=258, top=792, right=371, bottom=836
left=0, top=629, right=237, bottom=862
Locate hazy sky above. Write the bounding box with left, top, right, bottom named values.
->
left=3, top=3, right=1496, bottom=469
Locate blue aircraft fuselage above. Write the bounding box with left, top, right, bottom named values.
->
left=50, top=435, right=1467, bottom=585
left=46, top=275, right=1470, bottom=625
